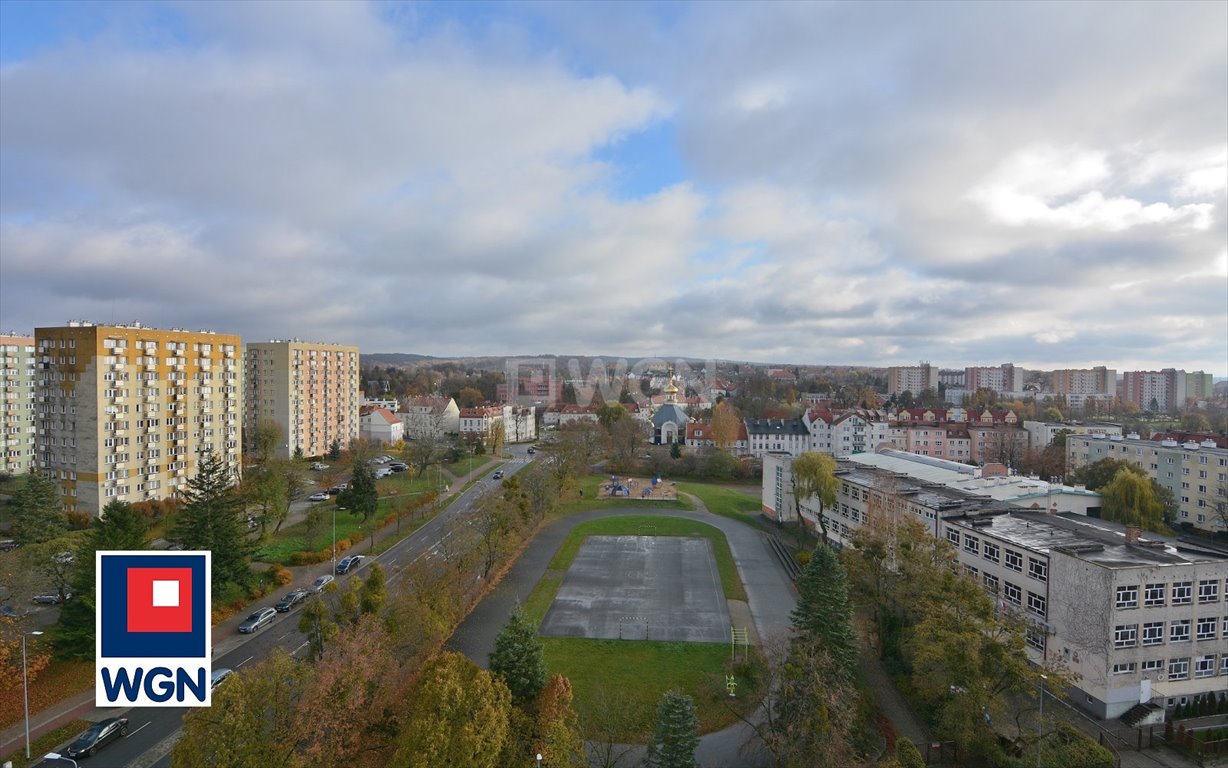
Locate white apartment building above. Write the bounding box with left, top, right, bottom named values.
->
left=1, top=334, right=37, bottom=476
left=762, top=453, right=1228, bottom=719
left=745, top=418, right=811, bottom=457
left=35, top=322, right=242, bottom=516
left=805, top=410, right=892, bottom=457
left=359, top=406, right=403, bottom=446
left=244, top=340, right=360, bottom=459
left=1022, top=420, right=1123, bottom=450
left=1067, top=434, right=1228, bottom=533
left=459, top=405, right=537, bottom=446
left=964, top=363, right=1023, bottom=394
left=399, top=396, right=460, bottom=441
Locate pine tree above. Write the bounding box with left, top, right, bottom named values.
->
left=171, top=452, right=255, bottom=593
left=9, top=471, right=67, bottom=544
left=53, top=500, right=149, bottom=659
left=790, top=543, right=859, bottom=681
left=329, top=440, right=342, bottom=461
left=338, top=460, right=378, bottom=524
left=488, top=605, right=546, bottom=705
left=646, top=690, right=699, bottom=768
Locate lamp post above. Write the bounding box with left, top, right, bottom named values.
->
left=23, top=630, right=44, bottom=759
left=1037, top=673, right=1047, bottom=768
left=536, top=753, right=543, bottom=768
left=332, top=504, right=337, bottom=573
left=45, top=753, right=79, bottom=767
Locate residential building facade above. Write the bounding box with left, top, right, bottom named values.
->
left=886, top=363, right=939, bottom=395
left=1067, top=434, right=1228, bottom=532
left=0, top=334, right=37, bottom=476
left=399, top=396, right=460, bottom=440
left=244, top=340, right=360, bottom=459
left=964, top=363, right=1023, bottom=395
left=35, top=321, right=242, bottom=516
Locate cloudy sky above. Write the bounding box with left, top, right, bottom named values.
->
left=1, top=1, right=1225, bottom=375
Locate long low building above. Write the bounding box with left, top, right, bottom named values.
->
left=762, top=452, right=1228, bottom=720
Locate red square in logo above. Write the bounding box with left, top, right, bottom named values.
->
left=126, top=567, right=193, bottom=634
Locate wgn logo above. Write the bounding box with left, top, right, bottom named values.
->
left=96, top=551, right=212, bottom=707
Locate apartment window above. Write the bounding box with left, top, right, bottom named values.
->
left=946, top=528, right=960, bottom=546
left=1144, top=583, right=1166, bottom=607
left=1116, top=585, right=1138, bottom=609
left=1197, top=617, right=1217, bottom=640
left=1028, top=558, right=1048, bottom=582
left=1171, top=620, right=1191, bottom=643
left=983, top=573, right=1000, bottom=593
left=1004, top=582, right=1022, bottom=606
left=1005, top=549, right=1023, bottom=572
left=1169, top=658, right=1190, bottom=682
left=1194, top=655, right=1216, bottom=679
left=1141, top=659, right=1164, bottom=673
left=1199, top=580, right=1219, bottom=604
left=1173, top=581, right=1193, bottom=605
left=1112, top=663, right=1136, bottom=675
left=963, top=534, right=979, bottom=555
left=1114, top=624, right=1138, bottom=648
left=983, top=542, right=1000, bottom=564
left=1025, top=625, right=1045, bottom=652
left=1027, top=592, right=1047, bottom=618
left=1142, top=622, right=1165, bottom=646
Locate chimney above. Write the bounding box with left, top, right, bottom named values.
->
left=1125, top=525, right=1141, bottom=545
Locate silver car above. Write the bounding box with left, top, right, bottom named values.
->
left=237, top=607, right=276, bottom=634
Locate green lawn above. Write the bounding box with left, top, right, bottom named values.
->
left=442, top=454, right=493, bottom=478
left=675, top=482, right=768, bottom=530
left=543, top=638, right=761, bottom=740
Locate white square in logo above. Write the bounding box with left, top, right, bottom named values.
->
left=152, top=580, right=179, bottom=608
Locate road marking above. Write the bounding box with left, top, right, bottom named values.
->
left=291, top=641, right=309, bottom=657
left=236, top=655, right=255, bottom=668
left=127, top=720, right=152, bottom=738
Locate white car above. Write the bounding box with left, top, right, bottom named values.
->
left=311, top=574, right=335, bottom=593
left=311, top=462, right=329, bottom=471
left=307, top=491, right=330, bottom=502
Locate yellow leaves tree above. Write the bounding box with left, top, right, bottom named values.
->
left=709, top=400, right=741, bottom=452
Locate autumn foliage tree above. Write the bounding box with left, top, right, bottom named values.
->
left=791, top=452, right=839, bottom=543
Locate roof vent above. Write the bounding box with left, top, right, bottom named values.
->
left=1201, top=440, right=1217, bottom=448
left=1183, top=441, right=1200, bottom=450
left=1161, top=439, right=1179, bottom=447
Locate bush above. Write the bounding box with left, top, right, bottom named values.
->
left=896, top=737, right=925, bottom=768
left=795, top=550, right=812, bottom=567
left=269, top=564, right=293, bottom=586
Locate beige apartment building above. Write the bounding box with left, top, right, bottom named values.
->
left=244, top=340, right=360, bottom=459
left=34, top=322, right=242, bottom=516
left=1, top=334, right=38, bottom=476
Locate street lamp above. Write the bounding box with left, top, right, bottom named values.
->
left=536, top=753, right=543, bottom=768
left=45, top=753, right=79, bottom=767
left=1037, top=673, right=1048, bottom=768
left=332, top=504, right=338, bottom=573
left=24, top=629, right=44, bottom=759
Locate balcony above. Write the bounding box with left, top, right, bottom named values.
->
left=146, top=395, right=157, bottom=402
left=145, top=363, right=157, bottom=371
left=115, top=429, right=126, bottom=437
left=173, top=364, right=185, bottom=372
left=112, top=363, right=125, bottom=371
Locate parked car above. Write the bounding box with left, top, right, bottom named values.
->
left=64, top=716, right=129, bottom=758
left=328, top=483, right=347, bottom=495
left=0, top=539, right=19, bottom=552
left=1, top=604, right=31, bottom=619
left=310, top=462, right=330, bottom=471
left=52, top=551, right=75, bottom=564
left=32, top=590, right=69, bottom=605
left=526, top=447, right=536, bottom=454
left=210, top=668, right=234, bottom=690
left=389, top=462, right=408, bottom=472
left=492, top=470, right=505, bottom=480
left=374, top=468, right=392, bottom=479
left=275, top=588, right=309, bottom=613
left=335, top=555, right=365, bottom=575
left=310, top=574, right=335, bottom=593
left=237, top=607, right=276, bottom=634
left=307, top=491, right=330, bottom=502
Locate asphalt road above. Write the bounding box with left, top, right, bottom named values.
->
left=33, top=448, right=531, bottom=768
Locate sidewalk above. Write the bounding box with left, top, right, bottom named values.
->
left=0, top=454, right=510, bottom=760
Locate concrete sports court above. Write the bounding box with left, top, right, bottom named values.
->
left=540, top=535, right=731, bottom=643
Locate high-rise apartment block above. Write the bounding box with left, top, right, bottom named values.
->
left=964, top=363, right=1023, bottom=394
left=1120, top=369, right=1215, bottom=412
left=1, top=334, right=38, bottom=475
left=1052, top=366, right=1116, bottom=397
left=886, top=362, right=938, bottom=395
left=34, top=322, right=242, bottom=516
left=244, top=341, right=360, bottom=459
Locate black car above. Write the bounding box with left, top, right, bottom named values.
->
left=65, top=716, right=129, bottom=758
left=389, top=462, right=408, bottom=472
left=32, top=591, right=70, bottom=605
left=275, top=588, right=309, bottom=613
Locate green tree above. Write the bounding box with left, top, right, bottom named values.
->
left=896, top=737, right=925, bottom=768
left=329, top=439, right=342, bottom=461
left=597, top=401, right=630, bottom=431
left=1180, top=412, right=1211, bottom=433
left=54, top=500, right=148, bottom=658
left=171, top=453, right=255, bottom=593
left=790, top=544, right=859, bottom=681
left=645, top=690, right=699, bottom=768
left=792, top=452, right=839, bottom=544
left=338, top=459, right=379, bottom=525
left=359, top=563, right=387, bottom=616
left=488, top=604, right=546, bottom=705
left=391, top=651, right=512, bottom=768
left=1069, top=458, right=1137, bottom=491
left=250, top=418, right=283, bottom=463
left=9, top=471, right=66, bottom=544
left=1100, top=468, right=1165, bottom=531
left=299, top=594, right=338, bottom=661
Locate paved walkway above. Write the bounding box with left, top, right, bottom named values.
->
left=0, top=455, right=509, bottom=761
